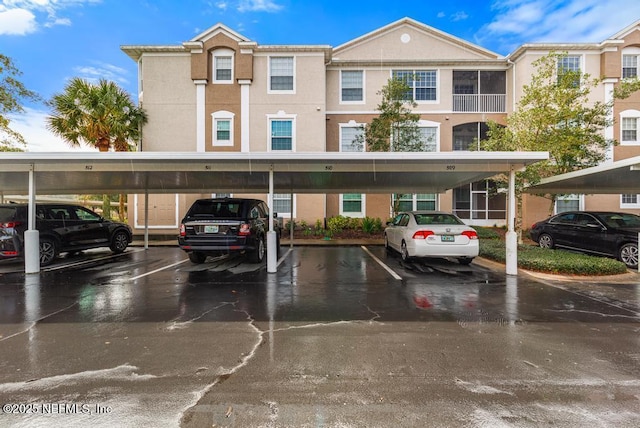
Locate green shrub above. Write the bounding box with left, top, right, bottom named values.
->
left=474, top=226, right=501, bottom=240
left=362, top=216, right=382, bottom=233
left=327, top=215, right=350, bottom=234
left=479, top=240, right=628, bottom=275
left=313, top=219, right=324, bottom=236
left=284, top=219, right=297, bottom=232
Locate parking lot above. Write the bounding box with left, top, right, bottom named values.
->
left=1, top=245, right=640, bottom=427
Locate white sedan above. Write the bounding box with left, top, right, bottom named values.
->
left=384, top=211, right=479, bottom=264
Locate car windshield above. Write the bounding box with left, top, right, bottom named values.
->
left=188, top=201, right=242, bottom=218
left=0, top=207, right=18, bottom=222
left=414, top=213, right=463, bottom=225
left=598, top=213, right=640, bottom=228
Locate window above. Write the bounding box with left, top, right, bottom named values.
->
left=212, top=111, right=234, bottom=147
left=453, top=122, right=490, bottom=151
left=341, top=70, right=364, bottom=102
left=215, top=120, right=231, bottom=143
left=392, top=70, right=437, bottom=101
left=555, top=194, right=582, bottom=213
left=623, top=54, right=638, bottom=78
left=269, top=56, right=294, bottom=92
left=270, top=119, right=293, bottom=151
left=621, top=194, right=640, bottom=208
left=340, top=124, right=364, bottom=152
left=214, top=56, right=232, bottom=82
left=418, top=126, right=437, bottom=152
left=557, top=55, right=581, bottom=86
left=453, top=180, right=506, bottom=222
left=273, top=194, right=292, bottom=217
left=212, top=49, right=234, bottom=84
left=340, top=193, right=364, bottom=217
left=394, top=194, right=437, bottom=211
left=622, top=116, right=639, bottom=144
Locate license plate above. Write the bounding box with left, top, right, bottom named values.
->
left=441, top=235, right=455, bottom=242
left=204, top=225, right=219, bottom=233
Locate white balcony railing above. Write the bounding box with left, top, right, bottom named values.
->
left=453, top=94, right=506, bottom=113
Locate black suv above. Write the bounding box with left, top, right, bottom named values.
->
left=178, top=198, right=280, bottom=264
left=0, top=203, right=133, bottom=266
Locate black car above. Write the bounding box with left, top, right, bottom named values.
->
left=0, top=203, right=133, bottom=266
left=178, top=198, right=280, bottom=264
left=530, top=211, right=640, bottom=268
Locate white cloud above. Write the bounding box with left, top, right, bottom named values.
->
left=0, top=0, right=101, bottom=35
left=0, top=7, right=36, bottom=35
left=237, top=0, right=282, bottom=13
left=73, top=62, right=130, bottom=86
left=451, top=11, right=469, bottom=22
left=477, top=0, right=640, bottom=53
left=9, top=107, right=93, bottom=152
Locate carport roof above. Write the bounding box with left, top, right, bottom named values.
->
left=527, top=155, right=640, bottom=195
left=0, top=151, right=548, bottom=195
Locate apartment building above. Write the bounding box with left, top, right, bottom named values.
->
left=121, top=17, right=640, bottom=234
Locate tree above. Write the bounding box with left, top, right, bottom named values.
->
left=47, top=78, right=148, bottom=220
left=47, top=78, right=147, bottom=152
left=354, top=76, right=433, bottom=214
left=481, top=52, right=616, bottom=232
left=355, top=76, right=427, bottom=152
left=0, top=54, right=40, bottom=151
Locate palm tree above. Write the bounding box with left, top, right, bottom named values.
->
left=48, top=78, right=148, bottom=220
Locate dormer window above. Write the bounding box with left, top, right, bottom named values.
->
left=212, top=49, right=234, bottom=84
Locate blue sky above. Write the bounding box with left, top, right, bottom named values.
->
left=2, top=0, right=640, bottom=151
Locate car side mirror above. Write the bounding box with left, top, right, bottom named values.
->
left=273, top=212, right=278, bottom=218
left=586, top=223, right=603, bottom=230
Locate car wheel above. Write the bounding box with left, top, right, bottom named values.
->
left=188, top=252, right=207, bottom=264
left=401, top=240, right=410, bottom=262
left=458, top=257, right=473, bottom=265
left=110, top=230, right=129, bottom=253
left=39, top=238, right=58, bottom=266
left=249, top=236, right=265, bottom=263
left=538, top=233, right=554, bottom=249
left=619, top=243, right=638, bottom=269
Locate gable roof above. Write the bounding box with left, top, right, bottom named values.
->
left=606, top=19, right=640, bottom=41
left=189, top=22, right=251, bottom=44
left=333, top=17, right=503, bottom=61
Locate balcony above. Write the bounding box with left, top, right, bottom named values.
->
left=453, top=94, right=506, bottom=113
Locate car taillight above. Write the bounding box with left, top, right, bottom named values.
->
left=179, top=224, right=186, bottom=237
left=412, top=230, right=434, bottom=239
left=1, top=221, right=21, bottom=229
left=238, top=223, right=251, bottom=236
left=462, top=230, right=478, bottom=240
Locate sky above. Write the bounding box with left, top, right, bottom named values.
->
left=2, top=0, right=640, bottom=151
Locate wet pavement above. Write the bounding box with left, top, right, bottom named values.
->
left=0, top=245, right=639, bottom=427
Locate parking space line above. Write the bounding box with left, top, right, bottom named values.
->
left=277, top=248, right=292, bottom=268
left=43, top=248, right=147, bottom=272
left=129, top=258, right=190, bottom=281
left=360, top=246, right=402, bottom=280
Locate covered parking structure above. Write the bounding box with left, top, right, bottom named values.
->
left=0, top=151, right=548, bottom=274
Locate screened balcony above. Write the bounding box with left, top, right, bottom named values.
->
left=453, top=71, right=506, bottom=113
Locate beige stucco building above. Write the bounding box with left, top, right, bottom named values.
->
left=121, top=18, right=640, bottom=235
